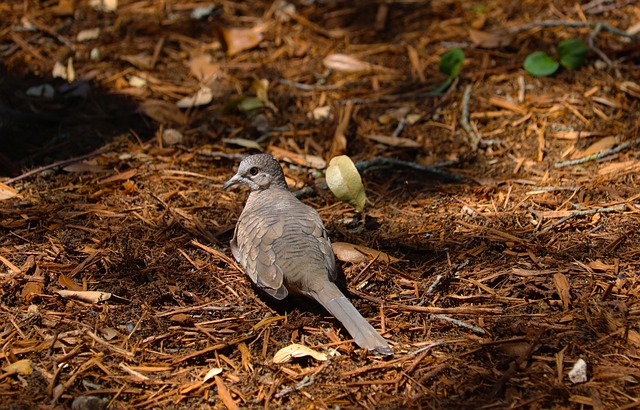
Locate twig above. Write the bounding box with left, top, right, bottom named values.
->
left=508, top=20, right=636, bottom=39
left=431, top=314, right=487, bottom=335
left=460, top=85, right=480, bottom=150
left=425, top=274, right=443, bottom=296
left=554, top=138, right=640, bottom=168
left=588, top=22, right=613, bottom=66
left=276, top=77, right=340, bottom=91
left=3, top=147, right=112, bottom=184
left=539, top=204, right=625, bottom=233
left=354, top=156, right=464, bottom=182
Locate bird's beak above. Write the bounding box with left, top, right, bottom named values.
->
left=222, top=173, right=242, bottom=190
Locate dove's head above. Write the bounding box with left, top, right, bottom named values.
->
left=222, top=154, right=288, bottom=192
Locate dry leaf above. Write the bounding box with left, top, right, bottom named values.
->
left=223, top=138, right=261, bottom=150
left=189, top=54, right=219, bottom=83
left=216, top=26, right=264, bottom=56
left=138, top=99, right=188, bottom=125
left=469, top=29, right=512, bottom=48
left=573, top=136, right=617, bottom=158
left=326, top=155, right=366, bottom=211
left=77, top=28, right=100, bottom=42
left=63, top=161, right=105, bottom=173
left=618, top=81, right=640, bottom=99
left=323, top=53, right=372, bottom=73
left=273, top=344, right=327, bottom=364
left=588, top=260, right=615, bottom=272
left=598, top=160, right=639, bottom=175
left=2, top=359, right=33, bottom=376
left=0, top=182, right=19, bottom=201
left=177, top=87, right=213, bottom=108
left=553, top=273, right=571, bottom=310
left=364, top=134, right=421, bottom=148
left=332, top=242, right=399, bottom=264
left=58, top=274, right=83, bottom=291
left=120, top=53, right=153, bottom=70
left=268, top=146, right=326, bottom=169
left=378, top=107, right=411, bottom=124
left=203, top=367, right=223, bottom=382
left=90, top=0, right=117, bottom=12
left=98, top=169, right=136, bottom=185
left=56, top=290, right=131, bottom=304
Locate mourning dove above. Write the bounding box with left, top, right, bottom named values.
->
left=223, top=154, right=392, bottom=356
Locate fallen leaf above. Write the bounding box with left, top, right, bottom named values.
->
left=76, top=28, right=100, bottom=42
left=273, top=344, right=327, bottom=364
left=216, top=26, right=264, bottom=56
left=223, top=138, right=261, bottom=150
left=618, top=81, right=640, bottom=99
left=2, top=359, right=33, bottom=376
left=364, top=134, right=421, bottom=148
left=63, top=161, right=105, bottom=173
left=323, top=53, right=372, bottom=73
left=90, top=0, right=117, bottom=12
left=58, top=274, right=83, bottom=291
left=268, top=146, right=326, bottom=169
left=378, top=107, right=411, bottom=124
left=326, top=155, right=366, bottom=211
left=203, top=367, right=223, bottom=382
left=189, top=54, right=219, bottom=83
left=573, top=136, right=617, bottom=158
left=0, top=182, right=19, bottom=201
left=553, top=273, right=571, bottom=310
left=177, top=86, right=213, bottom=108
left=138, top=99, right=188, bottom=125
left=56, top=290, right=131, bottom=304
left=598, top=160, right=639, bottom=175
left=332, top=242, right=399, bottom=264
left=98, top=169, right=137, bottom=185
left=120, top=53, right=153, bottom=70
left=469, top=29, right=512, bottom=48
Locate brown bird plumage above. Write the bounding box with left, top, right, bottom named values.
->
left=223, top=154, right=392, bottom=356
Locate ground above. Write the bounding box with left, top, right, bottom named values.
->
left=1, top=0, right=639, bottom=409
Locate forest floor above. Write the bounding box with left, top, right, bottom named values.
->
left=1, top=0, right=640, bottom=409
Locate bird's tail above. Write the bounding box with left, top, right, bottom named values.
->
left=311, top=282, right=392, bottom=356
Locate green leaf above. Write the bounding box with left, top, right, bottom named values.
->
left=524, top=51, right=560, bottom=77
left=557, top=38, right=588, bottom=70
left=325, top=155, right=367, bottom=212
left=439, top=48, right=465, bottom=78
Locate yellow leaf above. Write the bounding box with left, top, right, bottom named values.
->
left=325, top=155, right=366, bottom=211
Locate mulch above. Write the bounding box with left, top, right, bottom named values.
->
left=1, top=0, right=639, bottom=409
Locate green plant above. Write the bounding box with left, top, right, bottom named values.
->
left=524, top=38, right=588, bottom=77
left=431, top=48, right=465, bottom=94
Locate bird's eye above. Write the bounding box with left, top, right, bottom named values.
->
left=249, top=167, right=259, bottom=176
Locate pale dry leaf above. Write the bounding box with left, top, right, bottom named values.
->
left=177, top=86, right=213, bottom=108
left=269, top=146, right=326, bottom=169
left=203, top=367, right=223, bottom=382
left=364, top=134, right=421, bottom=148
left=120, top=53, right=153, bottom=70
left=98, top=169, right=136, bottom=185
left=378, top=107, right=411, bottom=124
left=162, top=129, right=183, bottom=146
left=56, top=290, right=130, bottom=304
left=0, top=182, right=19, bottom=201
left=309, top=105, right=332, bottom=121
left=469, top=29, right=512, bottom=48
left=323, top=53, right=372, bottom=73
left=89, top=0, right=117, bottom=12
left=273, top=344, right=327, bottom=364
left=128, top=76, right=146, bottom=88
left=598, top=160, right=639, bottom=175
left=77, top=28, right=100, bottom=42
left=325, top=155, right=366, bottom=211
left=2, top=359, right=33, bottom=376
left=332, top=242, right=399, bottom=264
left=217, top=26, right=264, bottom=56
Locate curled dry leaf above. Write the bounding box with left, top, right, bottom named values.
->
left=203, top=367, right=223, bottom=383
left=323, top=53, right=372, bottom=73
left=364, top=134, right=421, bottom=148
left=273, top=344, right=327, bottom=364
left=56, top=290, right=131, bottom=304
left=177, top=87, right=213, bottom=108
left=325, top=155, right=367, bottom=211
left=216, top=26, right=264, bottom=56
left=332, top=242, right=399, bottom=264
left=572, top=136, right=617, bottom=159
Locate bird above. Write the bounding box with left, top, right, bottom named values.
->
left=223, top=154, right=392, bottom=356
